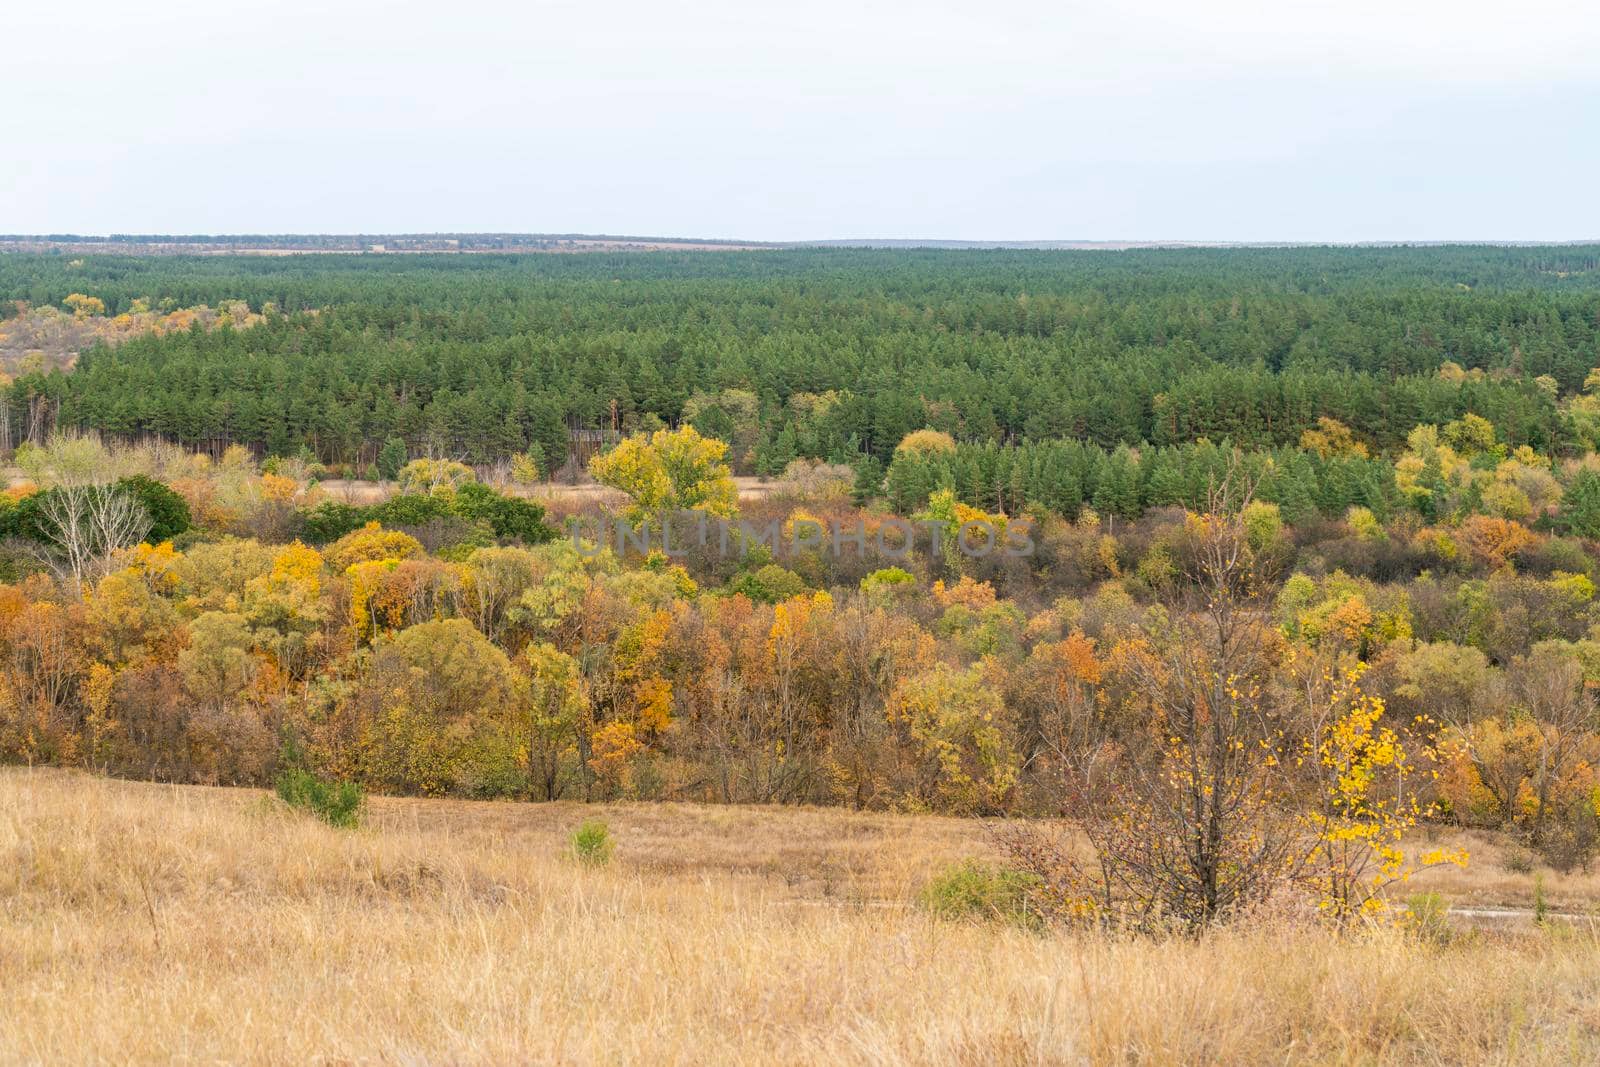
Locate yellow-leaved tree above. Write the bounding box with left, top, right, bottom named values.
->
left=1295, top=659, right=1468, bottom=924
left=516, top=641, right=587, bottom=800
left=894, top=428, right=957, bottom=458
left=590, top=425, right=738, bottom=526
left=887, top=662, right=1018, bottom=815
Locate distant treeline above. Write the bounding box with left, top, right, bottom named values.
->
left=1, top=246, right=1597, bottom=466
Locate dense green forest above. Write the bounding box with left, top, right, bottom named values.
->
left=2, top=245, right=1598, bottom=468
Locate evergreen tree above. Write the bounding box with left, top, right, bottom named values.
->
left=1092, top=445, right=1142, bottom=520
left=1143, top=450, right=1187, bottom=509
left=1562, top=468, right=1600, bottom=539
left=852, top=454, right=885, bottom=507
left=376, top=437, right=408, bottom=482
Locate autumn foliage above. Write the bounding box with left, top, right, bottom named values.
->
left=16, top=418, right=1600, bottom=924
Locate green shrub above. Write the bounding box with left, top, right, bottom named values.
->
left=920, top=859, right=1043, bottom=928
left=860, top=566, right=917, bottom=599
left=275, top=767, right=364, bottom=828
left=1405, top=892, right=1452, bottom=944
left=728, top=564, right=807, bottom=604
left=450, top=482, right=556, bottom=543
left=297, top=500, right=367, bottom=544
left=369, top=492, right=455, bottom=528
left=297, top=487, right=554, bottom=547
left=570, top=818, right=615, bottom=866
left=116, top=475, right=192, bottom=542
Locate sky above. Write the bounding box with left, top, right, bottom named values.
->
left=5, top=0, right=1599, bottom=242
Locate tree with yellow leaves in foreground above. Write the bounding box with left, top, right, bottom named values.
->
left=590, top=425, right=738, bottom=526
left=1293, top=658, right=1467, bottom=925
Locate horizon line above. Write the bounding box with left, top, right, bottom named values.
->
left=5, top=232, right=1600, bottom=250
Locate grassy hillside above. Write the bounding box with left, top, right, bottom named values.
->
left=4, top=768, right=1600, bottom=1065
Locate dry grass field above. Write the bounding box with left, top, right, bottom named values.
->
left=4, top=768, right=1600, bottom=1065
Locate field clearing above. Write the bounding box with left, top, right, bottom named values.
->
left=5, top=770, right=1600, bottom=1064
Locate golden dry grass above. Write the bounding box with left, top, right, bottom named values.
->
left=4, top=768, right=1600, bottom=1065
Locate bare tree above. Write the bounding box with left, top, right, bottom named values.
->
left=22, top=483, right=152, bottom=588
left=1004, top=466, right=1302, bottom=929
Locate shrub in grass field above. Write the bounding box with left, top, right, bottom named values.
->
left=275, top=767, right=364, bottom=828
left=1405, top=892, right=1452, bottom=944
left=920, top=859, right=1043, bottom=928
left=1501, top=849, right=1535, bottom=875
left=570, top=819, right=615, bottom=866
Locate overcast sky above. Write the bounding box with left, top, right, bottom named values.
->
left=6, top=0, right=1598, bottom=241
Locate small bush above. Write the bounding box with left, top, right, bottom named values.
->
left=728, top=564, right=808, bottom=604
left=1405, top=892, right=1452, bottom=945
left=1502, top=849, right=1535, bottom=875
left=920, top=859, right=1043, bottom=928
left=275, top=767, right=364, bottom=828
left=570, top=819, right=615, bottom=866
